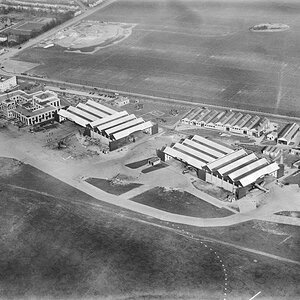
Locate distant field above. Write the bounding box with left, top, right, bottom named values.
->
left=14, top=0, right=300, bottom=117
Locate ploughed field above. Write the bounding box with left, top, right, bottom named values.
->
left=15, top=0, right=300, bottom=117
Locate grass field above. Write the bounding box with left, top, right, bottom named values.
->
left=0, top=157, right=299, bottom=299
left=14, top=0, right=300, bottom=117
left=131, top=187, right=233, bottom=218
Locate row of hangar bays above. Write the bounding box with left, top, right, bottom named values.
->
left=57, top=99, right=158, bottom=151
left=158, top=135, right=283, bottom=199
left=181, top=107, right=300, bottom=146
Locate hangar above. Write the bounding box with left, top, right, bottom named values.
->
left=181, top=107, right=270, bottom=137
left=277, top=123, right=299, bottom=145
left=58, top=99, right=158, bottom=151
left=162, top=135, right=280, bottom=199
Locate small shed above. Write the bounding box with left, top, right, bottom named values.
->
left=148, top=157, right=161, bottom=166
left=266, top=131, right=277, bottom=141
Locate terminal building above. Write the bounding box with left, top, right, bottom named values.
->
left=161, top=135, right=280, bottom=199
left=58, top=100, right=158, bottom=151
left=181, top=107, right=270, bottom=137
left=0, top=89, right=60, bottom=126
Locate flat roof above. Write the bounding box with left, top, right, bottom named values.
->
left=238, top=162, right=279, bottom=187
left=14, top=105, right=55, bottom=118
left=106, top=118, right=144, bottom=136
left=67, top=106, right=98, bottom=122
left=228, top=158, right=268, bottom=181
left=217, top=153, right=258, bottom=176
left=112, top=121, right=153, bottom=140
left=58, top=109, right=89, bottom=127
left=191, top=135, right=233, bottom=155
left=90, top=111, right=128, bottom=128
left=183, top=138, right=225, bottom=159
left=206, top=149, right=247, bottom=171
left=97, top=114, right=136, bottom=132
left=86, top=99, right=117, bottom=115
left=77, top=103, right=109, bottom=119
left=164, top=146, right=206, bottom=169
left=174, top=142, right=215, bottom=163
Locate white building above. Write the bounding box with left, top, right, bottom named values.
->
left=0, top=76, right=17, bottom=92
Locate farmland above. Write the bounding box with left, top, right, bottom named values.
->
left=13, top=0, right=300, bottom=117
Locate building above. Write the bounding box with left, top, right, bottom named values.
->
left=58, top=99, right=158, bottom=151
left=0, top=76, right=17, bottom=92
left=148, top=157, right=161, bottom=166
left=263, top=145, right=281, bottom=158
left=290, top=147, right=300, bottom=156
left=2, top=90, right=61, bottom=126
left=180, top=107, right=271, bottom=137
left=277, top=123, right=299, bottom=145
left=114, top=96, right=130, bottom=107
left=162, top=135, right=279, bottom=199
left=266, top=131, right=278, bottom=141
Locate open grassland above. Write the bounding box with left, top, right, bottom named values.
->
left=130, top=186, right=233, bottom=218
left=0, top=157, right=299, bottom=299
left=13, top=0, right=300, bottom=117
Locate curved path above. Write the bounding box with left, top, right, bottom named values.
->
left=0, top=126, right=299, bottom=230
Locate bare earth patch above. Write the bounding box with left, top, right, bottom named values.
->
left=0, top=158, right=23, bottom=178
left=41, top=21, right=136, bottom=54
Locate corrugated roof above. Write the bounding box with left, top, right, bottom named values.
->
left=77, top=103, right=109, bottom=119
left=217, top=153, right=258, bottom=176
left=164, top=146, right=206, bottom=169
left=183, top=138, right=225, bottom=159
left=195, top=108, right=210, bottom=122
left=207, top=111, right=225, bottom=125
left=112, top=121, right=153, bottom=140
left=238, top=162, right=279, bottom=187
left=105, top=117, right=144, bottom=136
left=173, top=142, right=215, bottom=163
left=97, top=114, right=136, bottom=132
left=90, top=111, right=128, bottom=128
left=206, top=149, right=247, bottom=171
left=191, top=135, right=233, bottom=155
left=201, top=110, right=218, bottom=124
left=234, top=114, right=252, bottom=128
left=228, top=158, right=268, bottom=181
left=278, top=123, right=299, bottom=141
left=216, top=111, right=235, bottom=125
left=242, top=115, right=260, bottom=130
left=183, top=108, right=203, bottom=121
left=86, top=100, right=117, bottom=115
left=67, top=106, right=98, bottom=122
left=225, top=112, right=243, bottom=126
left=58, top=109, right=89, bottom=127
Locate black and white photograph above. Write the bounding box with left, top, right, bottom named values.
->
left=0, top=0, right=299, bottom=299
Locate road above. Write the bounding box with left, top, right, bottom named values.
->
left=0, top=0, right=117, bottom=62
left=3, top=72, right=300, bottom=123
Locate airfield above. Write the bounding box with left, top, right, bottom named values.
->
left=12, top=0, right=300, bottom=118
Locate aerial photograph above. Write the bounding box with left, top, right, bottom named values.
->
left=0, top=0, right=299, bottom=299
